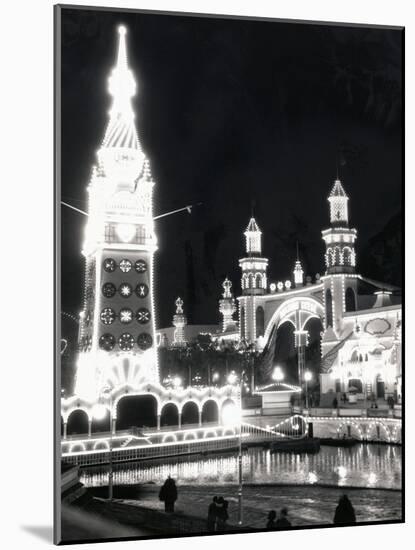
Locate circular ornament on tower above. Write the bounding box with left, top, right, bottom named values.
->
left=119, top=283, right=133, bottom=298
left=136, top=308, right=151, bottom=324
left=118, top=333, right=135, bottom=351
left=135, top=283, right=149, bottom=298
left=119, top=259, right=132, bottom=273
left=119, top=308, right=133, bottom=324
left=134, top=259, right=147, bottom=273
left=103, top=258, right=116, bottom=273
left=99, top=333, right=116, bottom=351
left=137, top=332, right=153, bottom=350
left=102, top=282, right=116, bottom=298
left=100, top=308, right=116, bottom=325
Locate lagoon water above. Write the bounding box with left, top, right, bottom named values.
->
left=81, top=443, right=401, bottom=490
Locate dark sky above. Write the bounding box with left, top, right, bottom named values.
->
left=60, top=7, right=403, bottom=331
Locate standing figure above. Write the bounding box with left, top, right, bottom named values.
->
left=215, top=497, right=229, bottom=531
left=266, top=510, right=277, bottom=529
left=333, top=494, right=356, bottom=524
left=275, top=508, right=291, bottom=529
left=207, top=496, right=218, bottom=532
left=159, top=476, right=178, bottom=513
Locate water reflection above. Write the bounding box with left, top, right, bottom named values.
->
left=81, top=444, right=401, bottom=491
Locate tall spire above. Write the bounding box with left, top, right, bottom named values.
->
left=244, top=217, right=262, bottom=256
left=328, top=178, right=349, bottom=226
left=101, top=26, right=141, bottom=151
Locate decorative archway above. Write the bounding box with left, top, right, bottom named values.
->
left=67, top=409, right=89, bottom=436
left=181, top=401, right=200, bottom=425
left=264, top=296, right=324, bottom=343
left=91, top=410, right=111, bottom=434
left=201, top=399, right=219, bottom=424
left=116, top=394, right=158, bottom=430
left=160, top=402, right=179, bottom=427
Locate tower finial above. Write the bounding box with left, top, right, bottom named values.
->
left=100, top=25, right=142, bottom=154
left=296, top=240, right=299, bottom=261
left=116, top=25, right=128, bottom=70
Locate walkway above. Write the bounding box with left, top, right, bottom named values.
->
left=114, top=483, right=402, bottom=530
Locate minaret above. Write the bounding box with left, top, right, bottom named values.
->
left=75, top=26, right=159, bottom=400
left=239, top=217, right=268, bottom=295
left=321, top=178, right=358, bottom=336
left=293, top=244, right=304, bottom=287
left=321, top=179, right=357, bottom=274
left=239, top=217, right=268, bottom=343
left=172, top=297, right=187, bottom=347
left=219, top=278, right=237, bottom=332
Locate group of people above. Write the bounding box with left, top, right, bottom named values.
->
left=266, top=495, right=356, bottom=529
left=207, top=496, right=230, bottom=531
left=159, top=476, right=357, bottom=530
left=266, top=508, right=291, bottom=530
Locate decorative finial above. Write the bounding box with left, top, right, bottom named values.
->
left=175, top=297, right=184, bottom=314
left=222, top=277, right=232, bottom=298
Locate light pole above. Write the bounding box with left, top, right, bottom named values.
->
left=92, top=390, right=114, bottom=501
left=226, top=372, right=244, bottom=525
left=304, top=370, right=312, bottom=411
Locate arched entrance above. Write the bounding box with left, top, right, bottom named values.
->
left=67, top=409, right=89, bottom=436
left=376, top=375, right=385, bottom=399
left=160, top=402, right=179, bottom=427
left=202, top=399, right=219, bottom=424
left=116, top=395, right=158, bottom=430
left=91, top=412, right=111, bottom=434
left=181, top=401, right=199, bottom=425
left=272, top=321, right=297, bottom=383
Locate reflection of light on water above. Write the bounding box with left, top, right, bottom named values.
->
left=80, top=444, right=401, bottom=490
left=337, top=466, right=347, bottom=480
left=308, top=472, right=318, bottom=484
left=368, top=472, right=377, bottom=485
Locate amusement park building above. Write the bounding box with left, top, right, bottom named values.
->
left=232, top=180, right=402, bottom=403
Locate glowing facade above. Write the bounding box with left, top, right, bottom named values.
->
left=75, top=27, right=158, bottom=401
left=239, top=217, right=269, bottom=342
left=172, top=297, right=187, bottom=347
left=219, top=278, right=237, bottom=333
left=234, top=178, right=401, bottom=403
left=63, top=28, right=239, bottom=437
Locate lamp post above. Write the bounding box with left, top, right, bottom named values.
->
left=92, top=389, right=113, bottom=501
left=226, top=372, right=244, bottom=525
left=304, top=370, right=312, bottom=411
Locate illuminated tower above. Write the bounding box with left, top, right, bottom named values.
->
left=321, top=178, right=358, bottom=334
left=293, top=259, right=304, bottom=287
left=322, top=179, right=357, bottom=274
left=172, top=297, right=187, bottom=347
left=219, top=278, right=237, bottom=333
left=75, top=26, right=158, bottom=400
left=239, top=217, right=268, bottom=342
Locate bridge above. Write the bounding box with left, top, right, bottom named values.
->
left=61, top=416, right=307, bottom=467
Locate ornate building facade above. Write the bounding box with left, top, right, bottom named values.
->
left=62, top=27, right=239, bottom=435
left=235, top=179, right=402, bottom=403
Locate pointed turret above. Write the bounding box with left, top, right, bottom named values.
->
left=322, top=177, right=357, bottom=274
left=219, top=278, right=237, bottom=332
left=328, top=178, right=349, bottom=226
left=98, top=26, right=145, bottom=179
left=172, top=297, right=187, bottom=347
left=244, top=217, right=262, bottom=256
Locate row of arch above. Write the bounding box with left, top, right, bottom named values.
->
left=62, top=395, right=233, bottom=437
left=325, top=246, right=356, bottom=267
left=336, top=420, right=401, bottom=443
left=241, top=272, right=267, bottom=290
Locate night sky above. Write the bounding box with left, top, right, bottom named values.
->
left=60, top=7, right=403, bottom=336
